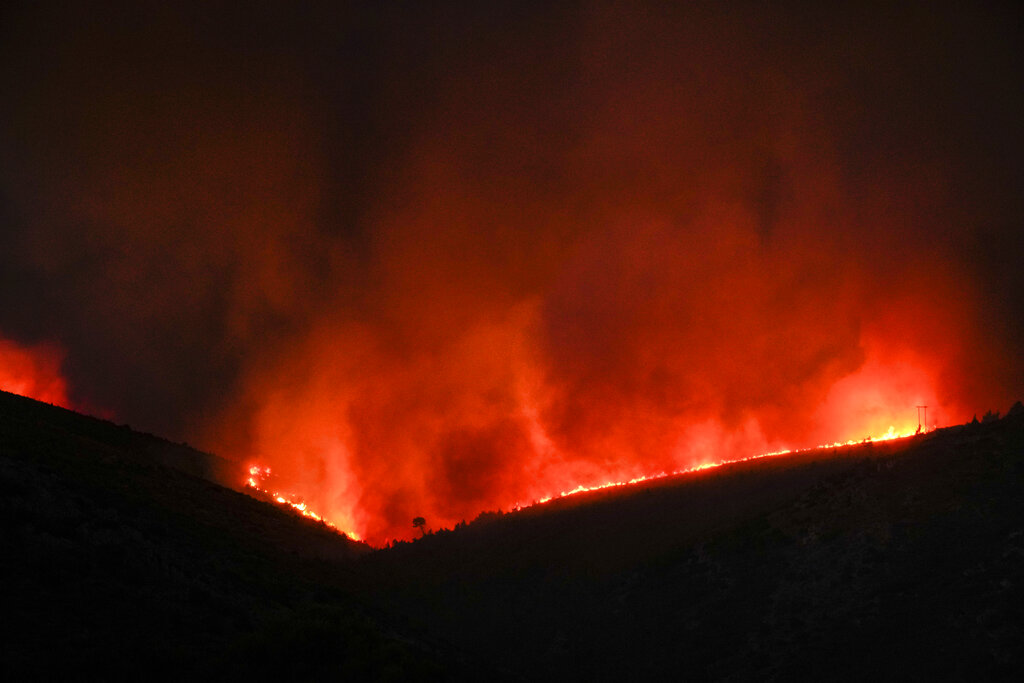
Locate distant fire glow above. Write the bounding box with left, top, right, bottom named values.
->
left=0, top=338, right=71, bottom=408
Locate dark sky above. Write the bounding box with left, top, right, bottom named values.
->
left=2, top=1, right=1022, bottom=541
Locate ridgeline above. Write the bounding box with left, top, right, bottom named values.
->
left=2, top=389, right=1022, bottom=680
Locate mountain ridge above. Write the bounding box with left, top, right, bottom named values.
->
left=2, top=389, right=1022, bottom=680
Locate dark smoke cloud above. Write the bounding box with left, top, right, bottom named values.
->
left=1, top=1, right=1022, bottom=541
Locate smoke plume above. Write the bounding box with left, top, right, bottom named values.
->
left=2, top=2, right=1022, bottom=541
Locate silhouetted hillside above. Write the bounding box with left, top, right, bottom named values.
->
left=3, top=390, right=1022, bottom=680
left=356, top=407, right=1024, bottom=681
left=0, top=389, right=239, bottom=485
left=0, top=390, right=487, bottom=680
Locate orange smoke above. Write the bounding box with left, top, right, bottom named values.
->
left=2, top=5, right=1020, bottom=546
left=207, top=259, right=972, bottom=545
left=0, top=337, right=71, bottom=408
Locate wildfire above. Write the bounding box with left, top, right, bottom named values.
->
left=242, top=421, right=929, bottom=545
left=244, top=465, right=361, bottom=541
left=523, top=424, right=924, bottom=508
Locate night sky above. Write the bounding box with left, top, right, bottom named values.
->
left=2, top=1, right=1022, bottom=541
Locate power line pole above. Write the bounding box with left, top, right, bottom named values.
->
left=916, top=405, right=928, bottom=434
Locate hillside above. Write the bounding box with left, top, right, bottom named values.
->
left=0, top=390, right=486, bottom=680
left=3, top=389, right=1023, bottom=680
left=355, top=408, right=1024, bottom=680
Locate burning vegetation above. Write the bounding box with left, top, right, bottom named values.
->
left=0, top=4, right=1022, bottom=544
left=4, top=381, right=1023, bottom=679
left=244, top=465, right=361, bottom=540
left=245, top=420, right=930, bottom=543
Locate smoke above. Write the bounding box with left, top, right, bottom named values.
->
left=1, top=2, right=1022, bottom=542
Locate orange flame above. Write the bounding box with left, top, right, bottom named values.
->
left=216, top=284, right=964, bottom=547
left=244, top=465, right=361, bottom=541
left=522, top=423, right=923, bottom=508
left=244, top=420, right=927, bottom=546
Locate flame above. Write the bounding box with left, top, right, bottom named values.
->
left=244, top=420, right=928, bottom=545
left=223, top=322, right=952, bottom=546
left=3, top=0, right=1018, bottom=553
left=522, top=422, right=924, bottom=508
left=810, top=340, right=942, bottom=443
left=0, top=337, right=72, bottom=408
left=244, top=465, right=361, bottom=541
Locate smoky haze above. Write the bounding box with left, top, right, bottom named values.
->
left=1, top=2, right=1022, bottom=542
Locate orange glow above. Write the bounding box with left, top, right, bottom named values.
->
left=244, top=466, right=360, bottom=541
left=209, top=288, right=970, bottom=547
left=211, top=296, right=966, bottom=547
left=809, top=334, right=952, bottom=442
left=174, top=7, right=1010, bottom=548
left=2, top=0, right=1020, bottom=553
left=521, top=423, right=923, bottom=509
left=0, top=337, right=72, bottom=408
left=240, top=411, right=931, bottom=546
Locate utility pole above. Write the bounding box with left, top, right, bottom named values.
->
left=916, top=405, right=928, bottom=434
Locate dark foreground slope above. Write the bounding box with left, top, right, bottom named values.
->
left=356, top=408, right=1024, bottom=681
left=0, top=391, right=485, bottom=680
left=3, top=389, right=1023, bottom=681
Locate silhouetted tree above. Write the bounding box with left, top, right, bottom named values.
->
left=412, top=516, right=426, bottom=536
